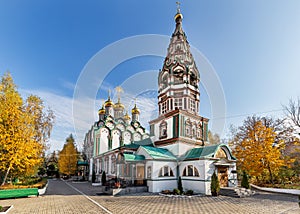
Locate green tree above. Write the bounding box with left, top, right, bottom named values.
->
left=178, top=176, right=183, bottom=194
left=58, top=134, right=78, bottom=177
left=241, top=171, right=250, bottom=189
left=101, top=171, right=106, bottom=185
left=210, top=171, right=220, bottom=196
left=47, top=151, right=59, bottom=177
left=0, top=73, right=54, bottom=185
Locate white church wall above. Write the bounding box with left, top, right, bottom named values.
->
left=147, top=160, right=177, bottom=193
left=152, top=116, right=173, bottom=142
left=111, top=130, right=120, bottom=150
left=228, top=164, right=237, bottom=187
left=179, top=160, right=207, bottom=194
left=100, top=128, right=109, bottom=154
left=148, top=180, right=177, bottom=193
left=204, top=160, right=217, bottom=195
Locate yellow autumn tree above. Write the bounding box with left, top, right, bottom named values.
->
left=0, top=72, right=54, bottom=185
left=58, top=134, right=78, bottom=177
left=232, top=117, right=285, bottom=184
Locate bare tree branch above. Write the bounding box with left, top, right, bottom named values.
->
left=284, top=97, right=300, bottom=129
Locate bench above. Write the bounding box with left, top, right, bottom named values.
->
left=0, top=188, right=39, bottom=199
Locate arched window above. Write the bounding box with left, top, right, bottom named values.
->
left=182, top=165, right=200, bottom=177
left=185, top=119, right=192, bottom=137
left=161, top=73, right=169, bottom=89
left=158, top=166, right=174, bottom=177
left=159, top=120, right=168, bottom=139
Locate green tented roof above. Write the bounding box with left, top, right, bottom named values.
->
left=142, top=146, right=176, bottom=160
left=181, top=144, right=236, bottom=160
left=77, top=161, right=89, bottom=166
left=123, top=153, right=145, bottom=161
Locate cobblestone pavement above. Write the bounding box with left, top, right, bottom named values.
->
left=0, top=179, right=107, bottom=214
left=0, top=179, right=299, bottom=214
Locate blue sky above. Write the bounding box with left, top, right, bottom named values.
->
left=1, top=1, right=300, bottom=152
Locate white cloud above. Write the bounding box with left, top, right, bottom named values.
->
left=20, top=88, right=158, bottom=152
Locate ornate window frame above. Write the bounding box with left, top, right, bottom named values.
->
left=159, top=120, right=168, bottom=139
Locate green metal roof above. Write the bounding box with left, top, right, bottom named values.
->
left=123, top=138, right=154, bottom=150
left=142, top=146, right=177, bottom=160
left=123, top=153, right=145, bottom=161
left=132, top=138, right=154, bottom=146
left=181, top=144, right=236, bottom=160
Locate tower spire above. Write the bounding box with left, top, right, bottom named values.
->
left=157, top=3, right=200, bottom=115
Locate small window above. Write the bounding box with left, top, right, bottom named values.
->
left=162, top=102, right=167, bottom=114
left=159, top=166, right=174, bottom=177
left=182, top=165, right=200, bottom=177
left=190, top=99, right=195, bottom=112
left=174, top=98, right=182, bottom=110
left=159, top=121, right=168, bottom=139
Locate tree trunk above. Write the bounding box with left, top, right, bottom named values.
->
left=267, top=164, right=274, bottom=184
left=1, top=167, right=11, bottom=186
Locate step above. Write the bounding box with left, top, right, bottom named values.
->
left=220, top=187, right=256, bottom=198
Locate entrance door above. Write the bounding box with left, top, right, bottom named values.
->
left=218, top=167, right=228, bottom=187
left=136, top=165, right=145, bottom=185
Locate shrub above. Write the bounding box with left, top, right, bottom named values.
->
left=173, top=188, right=181, bottom=195
left=241, top=171, right=250, bottom=189
left=185, top=190, right=194, bottom=195
left=161, top=190, right=171, bottom=194
left=210, top=171, right=220, bottom=196
left=178, top=176, right=183, bottom=194
left=101, top=171, right=107, bottom=186
left=0, top=206, right=2, bottom=211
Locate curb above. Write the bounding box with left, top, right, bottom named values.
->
left=0, top=205, right=13, bottom=214
left=250, top=184, right=300, bottom=196
left=38, top=181, right=49, bottom=196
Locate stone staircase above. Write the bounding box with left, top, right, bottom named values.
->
left=220, top=187, right=256, bottom=198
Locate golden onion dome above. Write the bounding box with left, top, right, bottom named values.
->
left=174, top=12, right=183, bottom=21
left=124, top=112, right=131, bottom=120
left=98, top=106, right=105, bottom=115
left=131, top=104, right=140, bottom=115
left=104, top=96, right=114, bottom=107
left=114, top=98, right=125, bottom=109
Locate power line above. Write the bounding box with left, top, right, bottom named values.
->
left=211, top=108, right=284, bottom=120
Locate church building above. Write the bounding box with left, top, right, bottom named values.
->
left=83, top=6, right=237, bottom=195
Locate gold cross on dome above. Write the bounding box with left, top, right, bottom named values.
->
left=115, top=86, right=124, bottom=99
left=176, top=1, right=181, bottom=12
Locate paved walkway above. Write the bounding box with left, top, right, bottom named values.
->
left=0, top=179, right=299, bottom=214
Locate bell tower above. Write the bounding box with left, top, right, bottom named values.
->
left=158, top=5, right=200, bottom=116
left=149, top=4, right=209, bottom=156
